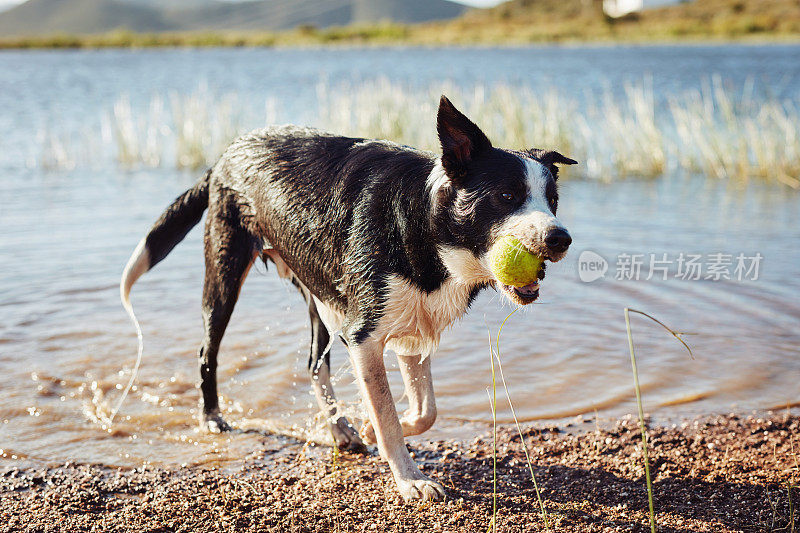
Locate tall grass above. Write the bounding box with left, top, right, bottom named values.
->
left=624, top=308, right=693, bottom=533
left=315, top=77, right=797, bottom=184
left=92, top=86, right=276, bottom=171
left=487, top=309, right=551, bottom=532
left=110, top=95, right=165, bottom=168
left=170, top=90, right=245, bottom=169
left=670, top=75, right=800, bottom=187
left=487, top=332, right=498, bottom=533
left=40, top=78, right=800, bottom=187
left=789, top=479, right=796, bottom=533
left=485, top=306, right=692, bottom=532
left=39, top=126, right=76, bottom=171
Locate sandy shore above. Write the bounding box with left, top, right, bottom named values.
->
left=1, top=412, right=797, bottom=532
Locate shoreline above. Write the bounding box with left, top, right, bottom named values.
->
left=2, top=35, right=800, bottom=51
left=2, top=0, right=799, bottom=51
left=1, top=27, right=799, bottom=51
left=2, top=412, right=796, bottom=531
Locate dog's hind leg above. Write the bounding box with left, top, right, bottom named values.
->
left=198, top=206, right=258, bottom=433
left=302, top=290, right=364, bottom=451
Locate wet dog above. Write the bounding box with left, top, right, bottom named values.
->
left=121, top=96, right=575, bottom=501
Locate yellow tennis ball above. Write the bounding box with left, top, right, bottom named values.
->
left=489, top=236, right=543, bottom=287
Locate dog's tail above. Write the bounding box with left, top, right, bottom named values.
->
left=120, top=169, right=211, bottom=305
left=112, top=170, right=211, bottom=423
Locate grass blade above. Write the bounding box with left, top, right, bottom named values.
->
left=487, top=329, right=498, bottom=533
left=790, top=479, right=796, bottom=533
left=487, top=309, right=552, bottom=531
left=625, top=308, right=657, bottom=533
left=624, top=307, right=694, bottom=533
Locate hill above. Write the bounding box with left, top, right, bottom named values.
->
left=0, top=0, right=467, bottom=37
left=0, top=0, right=169, bottom=35
left=0, top=0, right=798, bottom=46
left=440, top=0, right=800, bottom=42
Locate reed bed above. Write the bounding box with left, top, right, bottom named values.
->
left=98, top=87, right=263, bottom=170
left=670, top=75, right=800, bottom=188
left=40, top=78, right=800, bottom=186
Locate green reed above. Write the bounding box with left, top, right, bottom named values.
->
left=487, top=308, right=551, bottom=532
left=40, top=78, right=800, bottom=189
left=624, top=308, right=693, bottom=533
left=487, top=330, right=498, bottom=533
left=789, top=479, right=796, bottom=533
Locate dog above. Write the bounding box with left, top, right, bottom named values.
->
left=121, top=96, right=575, bottom=501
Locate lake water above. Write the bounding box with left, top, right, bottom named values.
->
left=1, top=45, right=799, bottom=469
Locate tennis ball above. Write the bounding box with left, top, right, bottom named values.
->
left=488, top=236, right=543, bottom=287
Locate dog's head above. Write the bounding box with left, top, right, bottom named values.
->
left=430, top=96, right=577, bottom=305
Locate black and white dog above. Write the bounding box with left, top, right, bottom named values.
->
left=121, top=96, right=575, bottom=501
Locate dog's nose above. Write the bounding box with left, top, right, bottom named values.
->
left=544, top=228, right=572, bottom=254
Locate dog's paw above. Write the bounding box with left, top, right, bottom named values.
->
left=396, top=476, right=446, bottom=502
left=202, top=411, right=231, bottom=433
left=331, top=417, right=366, bottom=452
left=361, top=415, right=434, bottom=441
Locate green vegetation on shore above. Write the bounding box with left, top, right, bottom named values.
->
left=42, top=78, right=800, bottom=187
left=1, top=0, right=799, bottom=49
left=0, top=23, right=412, bottom=49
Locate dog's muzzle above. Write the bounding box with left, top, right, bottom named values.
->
left=495, top=227, right=571, bottom=306
left=544, top=228, right=572, bottom=255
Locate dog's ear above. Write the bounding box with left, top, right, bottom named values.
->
left=437, top=95, right=492, bottom=177
left=528, top=149, right=578, bottom=168
left=527, top=149, right=577, bottom=179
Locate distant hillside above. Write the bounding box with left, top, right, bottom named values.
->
left=1, top=0, right=798, bottom=46
left=0, top=0, right=467, bottom=36
left=118, top=0, right=217, bottom=8
left=441, top=0, right=800, bottom=42
left=0, top=0, right=170, bottom=35
left=160, top=0, right=354, bottom=32
left=350, top=0, right=468, bottom=24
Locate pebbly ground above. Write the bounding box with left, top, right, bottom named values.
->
left=1, top=413, right=797, bottom=532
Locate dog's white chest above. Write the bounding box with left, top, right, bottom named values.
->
left=378, top=275, right=473, bottom=357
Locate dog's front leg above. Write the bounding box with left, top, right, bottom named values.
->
left=362, top=353, right=437, bottom=442
left=397, top=354, right=437, bottom=436
left=349, top=338, right=445, bottom=502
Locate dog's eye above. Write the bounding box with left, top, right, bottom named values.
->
left=500, top=192, right=515, bottom=203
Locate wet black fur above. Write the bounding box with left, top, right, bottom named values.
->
left=133, top=96, right=574, bottom=421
